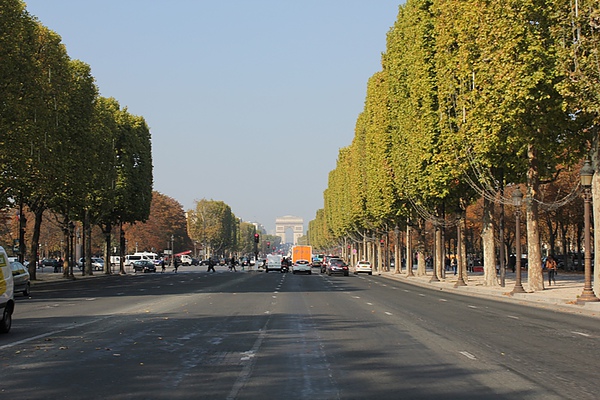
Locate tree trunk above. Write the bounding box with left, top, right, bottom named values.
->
left=119, top=222, right=126, bottom=274
left=414, top=219, right=427, bottom=276
left=460, top=216, right=468, bottom=283
left=526, top=144, right=544, bottom=292
left=29, top=207, right=45, bottom=281
left=592, top=148, right=600, bottom=295
left=482, top=197, right=498, bottom=286
left=433, top=227, right=442, bottom=281
left=84, top=210, right=93, bottom=276
left=102, top=223, right=112, bottom=274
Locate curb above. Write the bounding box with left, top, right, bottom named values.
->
left=379, top=271, right=600, bottom=319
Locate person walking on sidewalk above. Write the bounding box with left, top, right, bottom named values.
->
left=546, top=255, right=557, bottom=286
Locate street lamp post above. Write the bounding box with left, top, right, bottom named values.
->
left=394, top=226, right=400, bottom=274
left=511, top=188, right=526, bottom=294
left=578, top=160, right=599, bottom=302
left=171, top=235, right=175, bottom=268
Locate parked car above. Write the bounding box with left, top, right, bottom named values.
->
left=132, top=260, right=156, bottom=273
left=10, top=261, right=30, bottom=296
left=40, top=258, right=62, bottom=271
left=78, top=257, right=104, bottom=271
left=326, top=258, right=349, bottom=276
left=353, top=260, right=372, bottom=275
left=292, top=259, right=312, bottom=274
left=0, top=245, right=15, bottom=333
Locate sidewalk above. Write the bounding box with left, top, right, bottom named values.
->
left=380, top=268, right=600, bottom=319
left=30, top=267, right=116, bottom=285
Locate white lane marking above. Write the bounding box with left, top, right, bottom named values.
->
left=439, top=299, right=448, bottom=302
left=507, top=315, right=520, bottom=320
left=572, top=331, right=591, bottom=337
left=403, top=290, right=410, bottom=292
left=366, top=302, right=373, bottom=306
left=272, top=296, right=277, bottom=298
left=384, top=312, right=392, bottom=316
left=240, top=350, right=255, bottom=361
left=459, top=351, right=477, bottom=360
left=418, top=294, right=426, bottom=297
left=227, top=322, right=269, bottom=400
left=468, top=305, right=477, bottom=309
left=352, top=296, right=361, bottom=299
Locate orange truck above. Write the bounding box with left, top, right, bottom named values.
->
left=291, top=245, right=312, bottom=265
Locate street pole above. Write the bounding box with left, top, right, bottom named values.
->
left=171, top=235, right=175, bottom=268
left=578, top=160, right=599, bottom=302
left=511, top=188, right=525, bottom=294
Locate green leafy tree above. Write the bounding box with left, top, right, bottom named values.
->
left=188, top=199, right=236, bottom=257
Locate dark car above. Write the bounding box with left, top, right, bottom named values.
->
left=326, top=258, right=349, bottom=276
left=40, top=258, right=62, bottom=272
left=132, top=260, right=156, bottom=273
left=10, top=261, right=30, bottom=296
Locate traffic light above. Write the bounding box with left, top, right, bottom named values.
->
left=254, top=233, right=259, bottom=243
left=267, top=241, right=270, bottom=248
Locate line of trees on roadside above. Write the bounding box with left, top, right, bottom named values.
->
left=0, top=1, right=153, bottom=278
left=308, top=1, right=600, bottom=293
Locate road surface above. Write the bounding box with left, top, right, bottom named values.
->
left=0, top=268, right=598, bottom=399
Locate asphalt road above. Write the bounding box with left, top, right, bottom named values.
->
left=0, top=268, right=598, bottom=399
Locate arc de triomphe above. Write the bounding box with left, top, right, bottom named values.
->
left=275, top=215, right=304, bottom=244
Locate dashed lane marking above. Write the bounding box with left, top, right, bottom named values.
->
left=572, top=331, right=591, bottom=337
left=459, top=351, right=477, bottom=360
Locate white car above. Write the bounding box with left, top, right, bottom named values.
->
left=292, top=259, right=312, bottom=274
left=354, top=260, right=372, bottom=275
left=78, top=257, right=104, bottom=271
left=0, top=246, right=15, bottom=333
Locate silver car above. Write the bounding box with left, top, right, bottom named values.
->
left=10, top=261, right=30, bottom=296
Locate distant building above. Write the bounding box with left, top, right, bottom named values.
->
left=275, top=215, right=304, bottom=244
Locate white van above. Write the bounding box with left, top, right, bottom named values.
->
left=0, top=246, right=15, bottom=333
left=124, top=252, right=159, bottom=267
left=265, top=254, right=282, bottom=273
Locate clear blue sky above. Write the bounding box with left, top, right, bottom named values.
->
left=24, top=0, right=401, bottom=235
